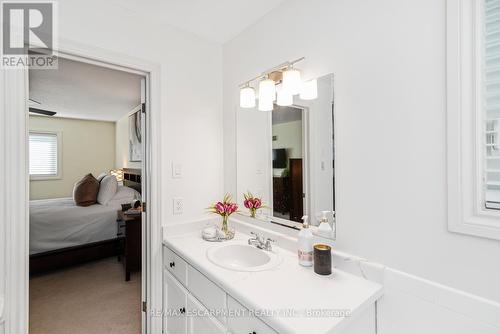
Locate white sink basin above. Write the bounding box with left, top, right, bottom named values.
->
left=207, top=244, right=282, bottom=272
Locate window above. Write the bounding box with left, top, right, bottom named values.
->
left=484, top=0, right=500, bottom=209
left=447, top=0, right=500, bottom=240
left=29, top=132, right=61, bottom=179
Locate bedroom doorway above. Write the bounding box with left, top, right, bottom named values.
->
left=27, top=54, right=150, bottom=334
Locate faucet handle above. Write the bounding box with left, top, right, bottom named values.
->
left=264, top=238, right=276, bottom=250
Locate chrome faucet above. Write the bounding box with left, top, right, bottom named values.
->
left=248, top=232, right=275, bottom=251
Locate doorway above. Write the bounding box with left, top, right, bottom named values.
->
left=1, top=42, right=163, bottom=334
left=27, top=56, right=147, bottom=334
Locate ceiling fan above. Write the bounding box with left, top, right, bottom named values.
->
left=28, top=98, right=57, bottom=116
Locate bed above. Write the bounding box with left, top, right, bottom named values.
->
left=29, top=168, right=142, bottom=274
left=30, top=198, right=121, bottom=255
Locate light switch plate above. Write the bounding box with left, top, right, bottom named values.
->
left=173, top=197, right=183, bottom=215
left=172, top=162, right=182, bottom=178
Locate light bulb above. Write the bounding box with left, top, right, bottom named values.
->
left=300, top=79, right=318, bottom=100
left=282, top=67, right=301, bottom=95
left=276, top=85, right=293, bottom=106
left=240, top=86, right=256, bottom=108
left=258, top=77, right=276, bottom=102
left=258, top=97, right=273, bottom=111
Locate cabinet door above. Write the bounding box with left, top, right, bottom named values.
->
left=164, top=270, right=187, bottom=334
left=187, top=293, right=227, bottom=334
left=227, top=296, right=277, bottom=334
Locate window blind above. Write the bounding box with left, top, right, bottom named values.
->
left=29, top=132, right=58, bottom=176
left=484, top=0, right=500, bottom=208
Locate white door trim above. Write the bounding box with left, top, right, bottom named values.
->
left=1, top=38, right=163, bottom=334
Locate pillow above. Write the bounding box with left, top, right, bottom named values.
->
left=112, top=186, right=141, bottom=201
left=105, top=186, right=141, bottom=210
left=73, top=174, right=99, bottom=207
left=96, top=172, right=107, bottom=183
left=97, top=175, right=118, bottom=205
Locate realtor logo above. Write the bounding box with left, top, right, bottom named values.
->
left=1, top=1, right=58, bottom=69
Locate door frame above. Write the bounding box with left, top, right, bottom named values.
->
left=1, top=38, right=163, bottom=334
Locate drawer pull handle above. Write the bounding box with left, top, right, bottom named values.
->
left=249, top=332, right=256, bottom=334
left=169, top=261, right=175, bottom=268
left=179, top=307, right=186, bottom=314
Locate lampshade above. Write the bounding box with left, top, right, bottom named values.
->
left=300, top=79, right=318, bottom=100
left=258, top=98, right=274, bottom=111
left=282, top=67, right=301, bottom=95
left=110, top=169, right=124, bottom=182
left=258, top=78, right=276, bottom=102
left=276, top=85, right=293, bottom=106
left=240, top=86, right=256, bottom=108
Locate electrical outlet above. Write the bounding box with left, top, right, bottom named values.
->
left=173, top=197, right=183, bottom=215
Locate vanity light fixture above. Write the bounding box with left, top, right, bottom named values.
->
left=258, top=98, right=274, bottom=111
left=240, top=83, right=256, bottom=108
left=300, top=79, right=318, bottom=100
left=276, top=85, right=293, bottom=106
left=282, top=66, right=302, bottom=96
left=258, top=76, right=276, bottom=103
left=239, top=57, right=315, bottom=110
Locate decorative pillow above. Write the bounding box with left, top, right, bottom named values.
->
left=97, top=175, right=118, bottom=205
left=96, top=172, right=107, bottom=183
left=73, top=174, right=99, bottom=207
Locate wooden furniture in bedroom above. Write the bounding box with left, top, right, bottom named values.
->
left=117, top=210, right=142, bottom=281
left=123, top=167, right=142, bottom=193
left=289, top=158, right=304, bottom=223
left=273, top=176, right=290, bottom=215
left=30, top=238, right=120, bottom=275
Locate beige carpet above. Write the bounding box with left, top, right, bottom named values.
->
left=30, top=257, right=141, bottom=334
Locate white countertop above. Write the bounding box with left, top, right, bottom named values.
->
left=163, top=220, right=383, bottom=334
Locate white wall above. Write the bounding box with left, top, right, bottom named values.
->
left=223, top=0, right=500, bottom=305
left=115, top=107, right=141, bottom=170
left=57, top=0, right=223, bottom=223
left=272, top=120, right=302, bottom=159
left=236, top=108, right=272, bottom=208
left=29, top=116, right=116, bottom=200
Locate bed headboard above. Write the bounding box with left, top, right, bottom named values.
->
left=123, top=168, right=141, bottom=193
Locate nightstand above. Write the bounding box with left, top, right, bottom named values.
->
left=117, top=210, right=142, bottom=281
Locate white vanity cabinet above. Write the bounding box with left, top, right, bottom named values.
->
left=226, top=296, right=277, bottom=334
left=163, top=243, right=379, bottom=334
left=163, top=246, right=277, bottom=334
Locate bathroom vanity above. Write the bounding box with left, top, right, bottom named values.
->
left=162, top=219, right=383, bottom=334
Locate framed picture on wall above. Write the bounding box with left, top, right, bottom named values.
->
left=129, top=110, right=142, bottom=162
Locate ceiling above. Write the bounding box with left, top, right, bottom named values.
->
left=109, top=0, right=288, bottom=44
left=29, top=58, right=143, bottom=122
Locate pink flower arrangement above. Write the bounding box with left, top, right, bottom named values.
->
left=243, top=191, right=265, bottom=218
left=208, top=194, right=238, bottom=234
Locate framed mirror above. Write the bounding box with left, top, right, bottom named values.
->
left=236, top=73, right=335, bottom=238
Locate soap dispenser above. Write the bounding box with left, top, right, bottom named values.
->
left=298, top=215, right=313, bottom=267
left=318, top=211, right=334, bottom=237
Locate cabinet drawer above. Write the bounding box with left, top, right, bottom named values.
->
left=187, top=293, right=228, bottom=334
left=187, top=265, right=227, bottom=323
left=227, top=296, right=277, bottom=334
left=164, top=270, right=187, bottom=334
left=164, top=246, right=187, bottom=286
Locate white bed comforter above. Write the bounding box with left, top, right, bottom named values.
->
left=29, top=198, right=119, bottom=255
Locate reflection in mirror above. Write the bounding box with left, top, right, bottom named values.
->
left=236, top=73, right=335, bottom=238
left=272, top=106, right=304, bottom=222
